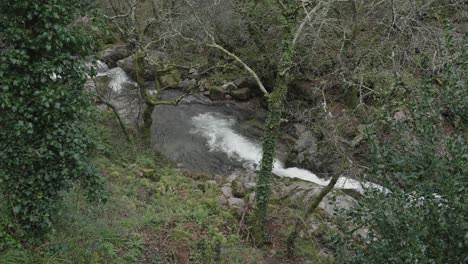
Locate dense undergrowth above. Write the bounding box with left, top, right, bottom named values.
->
left=1, top=112, right=334, bottom=263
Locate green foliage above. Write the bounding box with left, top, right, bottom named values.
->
left=195, top=227, right=224, bottom=264
left=332, top=34, right=467, bottom=263
left=0, top=0, right=104, bottom=238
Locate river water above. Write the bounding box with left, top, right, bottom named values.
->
left=99, top=62, right=386, bottom=194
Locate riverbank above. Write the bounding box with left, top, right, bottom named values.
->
left=1, top=112, right=339, bottom=263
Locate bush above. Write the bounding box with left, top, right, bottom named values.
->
left=332, top=33, right=467, bottom=263
left=0, top=0, right=105, bottom=238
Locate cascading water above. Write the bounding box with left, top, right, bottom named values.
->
left=98, top=60, right=387, bottom=194
left=191, top=112, right=387, bottom=194
left=107, top=67, right=135, bottom=93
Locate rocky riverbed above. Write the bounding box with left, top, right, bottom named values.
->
left=88, top=45, right=386, bottom=220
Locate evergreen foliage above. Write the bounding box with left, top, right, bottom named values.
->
left=0, top=0, right=105, bottom=238
left=332, top=33, right=467, bottom=263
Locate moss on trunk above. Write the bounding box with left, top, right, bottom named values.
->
left=252, top=9, right=297, bottom=243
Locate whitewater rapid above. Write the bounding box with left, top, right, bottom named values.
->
left=191, top=112, right=386, bottom=194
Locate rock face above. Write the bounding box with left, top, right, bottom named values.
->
left=117, top=56, right=155, bottom=81
left=276, top=179, right=356, bottom=216
left=286, top=129, right=341, bottom=175
left=100, top=45, right=131, bottom=68
left=216, top=168, right=356, bottom=217
left=94, top=74, right=111, bottom=92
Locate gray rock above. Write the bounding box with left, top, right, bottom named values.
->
left=227, top=173, right=239, bottom=182
left=221, top=186, right=233, bottom=198
left=121, top=81, right=138, bottom=91
left=234, top=78, right=258, bottom=90
left=208, top=86, right=226, bottom=101
left=97, top=76, right=111, bottom=90
left=230, top=87, right=251, bottom=101
left=179, top=78, right=196, bottom=91
left=303, top=188, right=323, bottom=202
left=100, top=45, right=131, bottom=68
left=292, top=124, right=307, bottom=138
left=84, top=79, right=96, bottom=93
left=222, top=82, right=237, bottom=92
left=286, top=130, right=340, bottom=175
left=158, top=69, right=181, bottom=88
left=248, top=192, right=256, bottom=205
left=393, top=111, right=406, bottom=121
left=214, top=175, right=224, bottom=184
left=116, top=56, right=134, bottom=77
left=188, top=67, right=199, bottom=78
left=245, top=182, right=256, bottom=190
left=117, top=56, right=155, bottom=81
left=319, top=192, right=357, bottom=216
left=228, top=197, right=246, bottom=214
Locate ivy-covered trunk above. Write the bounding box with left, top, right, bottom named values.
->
left=252, top=11, right=297, bottom=243
left=134, top=50, right=155, bottom=140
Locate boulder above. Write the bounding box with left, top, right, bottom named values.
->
left=94, top=74, right=111, bottom=93
left=234, top=78, right=258, bottom=90
left=221, top=185, right=233, bottom=198
left=84, top=79, right=96, bottom=93
left=319, top=192, right=356, bottom=216
left=208, top=86, right=226, bottom=101
left=158, top=69, right=181, bottom=88
left=179, top=79, right=197, bottom=91
left=228, top=197, right=246, bottom=214
left=230, top=87, right=251, bottom=101
left=279, top=179, right=356, bottom=216
left=100, top=44, right=131, bottom=68
left=222, top=82, right=237, bottom=92
left=286, top=130, right=341, bottom=175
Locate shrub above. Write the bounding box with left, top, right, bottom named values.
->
left=0, top=0, right=105, bottom=238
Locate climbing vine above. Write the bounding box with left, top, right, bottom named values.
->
left=0, top=0, right=105, bottom=239
left=251, top=3, right=298, bottom=242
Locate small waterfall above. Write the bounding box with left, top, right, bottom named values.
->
left=191, top=112, right=387, bottom=194
left=107, top=67, right=133, bottom=93
left=96, top=60, right=109, bottom=75
left=95, top=60, right=135, bottom=93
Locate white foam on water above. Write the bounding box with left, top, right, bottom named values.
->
left=96, top=60, right=109, bottom=74
left=191, top=112, right=388, bottom=194
left=106, top=67, right=135, bottom=93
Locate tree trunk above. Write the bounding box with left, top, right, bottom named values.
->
left=252, top=11, right=297, bottom=243
left=134, top=50, right=154, bottom=140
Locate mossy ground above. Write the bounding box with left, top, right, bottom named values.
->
left=1, top=112, right=334, bottom=263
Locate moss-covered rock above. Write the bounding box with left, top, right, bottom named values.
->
left=230, top=87, right=251, bottom=101
left=158, top=68, right=181, bottom=88
left=208, top=85, right=226, bottom=100
left=100, top=44, right=131, bottom=68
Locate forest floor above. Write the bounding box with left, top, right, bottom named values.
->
left=0, top=112, right=334, bottom=264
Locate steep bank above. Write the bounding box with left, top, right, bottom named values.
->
left=0, top=112, right=339, bottom=263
